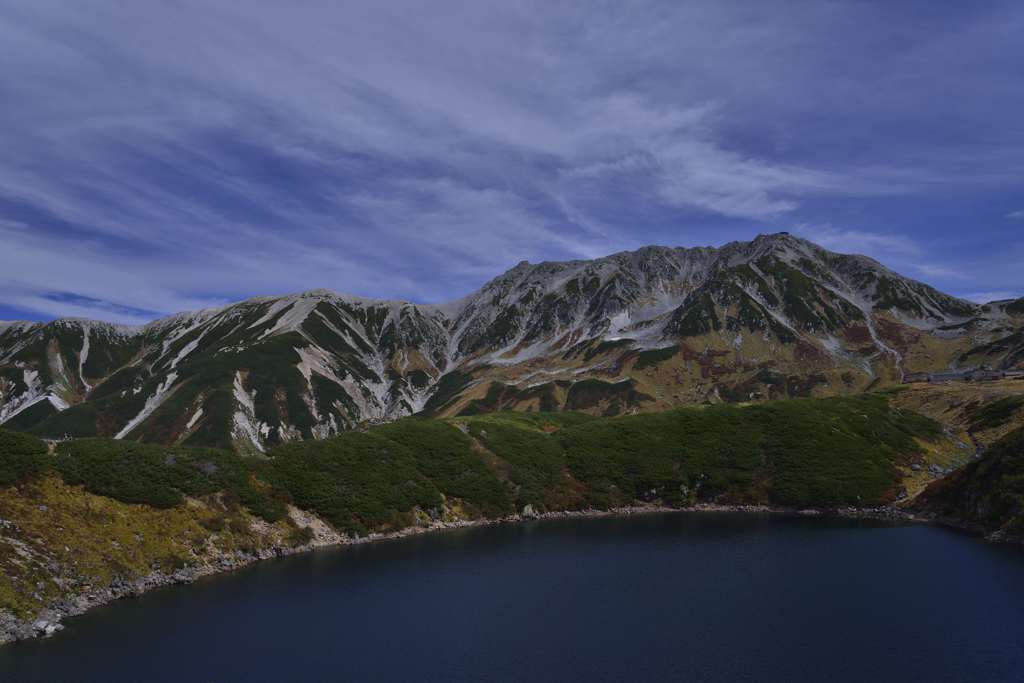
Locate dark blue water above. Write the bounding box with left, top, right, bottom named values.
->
left=2, top=513, right=1023, bottom=682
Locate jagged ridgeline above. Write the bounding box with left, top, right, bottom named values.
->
left=2, top=233, right=1022, bottom=453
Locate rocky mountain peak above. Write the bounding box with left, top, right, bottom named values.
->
left=1, top=234, right=1019, bottom=452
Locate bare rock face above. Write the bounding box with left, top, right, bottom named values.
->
left=2, top=233, right=1021, bottom=452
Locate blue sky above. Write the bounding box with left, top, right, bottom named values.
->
left=1, top=0, right=1022, bottom=324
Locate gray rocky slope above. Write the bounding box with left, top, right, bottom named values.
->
left=2, top=233, right=1021, bottom=452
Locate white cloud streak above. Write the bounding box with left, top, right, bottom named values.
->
left=793, top=225, right=922, bottom=259
left=0, top=0, right=1021, bottom=320
left=962, top=291, right=1021, bottom=304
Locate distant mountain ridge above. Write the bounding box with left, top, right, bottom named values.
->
left=3, top=233, right=1023, bottom=453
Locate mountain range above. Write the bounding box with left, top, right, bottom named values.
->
left=3, top=232, right=1023, bottom=453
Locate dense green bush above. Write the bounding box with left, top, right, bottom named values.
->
left=374, top=418, right=512, bottom=517
left=266, top=430, right=443, bottom=535
left=456, top=396, right=939, bottom=510
left=0, top=428, right=50, bottom=486
left=53, top=439, right=285, bottom=520
left=556, top=405, right=764, bottom=507
left=633, top=345, right=680, bottom=370
left=757, top=396, right=935, bottom=506
left=551, top=394, right=938, bottom=508
left=1, top=400, right=59, bottom=433
left=262, top=415, right=589, bottom=533
left=966, top=396, right=1024, bottom=432
left=465, top=414, right=574, bottom=510
left=9, top=393, right=951, bottom=536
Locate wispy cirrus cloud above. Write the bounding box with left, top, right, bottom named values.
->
left=0, top=0, right=1022, bottom=321
left=792, top=225, right=984, bottom=291
left=793, top=225, right=922, bottom=259
left=962, top=291, right=1021, bottom=304
left=910, top=263, right=968, bottom=280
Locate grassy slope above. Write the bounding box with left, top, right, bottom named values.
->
left=1, top=394, right=943, bottom=625
left=0, top=476, right=302, bottom=619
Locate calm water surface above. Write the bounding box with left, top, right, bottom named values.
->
left=2, top=513, right=1023, bottom=682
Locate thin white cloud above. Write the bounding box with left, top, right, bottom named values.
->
left=793, top=225, right=922, bottom=259
left=961, top=291, right=1021, bottom=304
left=0, top=1, right=1022, bottom=320
left=1007, top=210, right=1024, bottom=219
left=2, top=291, right=156, bottom=326
left=910, top=263, right=968, bottom=280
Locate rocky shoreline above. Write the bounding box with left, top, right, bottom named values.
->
left=0, top=501, right=1008, bottom=646
left=0, top=503, right=678, bottom=645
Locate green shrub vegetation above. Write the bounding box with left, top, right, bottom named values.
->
left=53, top=439, right=285, bottom=520
left=0, top=429, right=50, bottom=486
left=966, top=395, right=1024, bottom=432
left=2, top=395, right=944, bottom=537
left=265, top=430, right=443, bottom=536
left=634, top=345, right=680, bottom=370
left=463, top=413, right=579, bottom=510
left=564, top=378, right=653, bottom=414
left=373, top=419, right=511, bottom=516
left=267, top=418, right=516, bottom=535
left=419, top=370, right=474, bottom=416
left=464, top=395, right=938, bottom=509
left=0, top=400, right=58, bottom=433
left=455, top=381, right=564, bottom=415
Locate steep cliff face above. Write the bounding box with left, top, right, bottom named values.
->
left=2, top=233, right=1021, bottom=452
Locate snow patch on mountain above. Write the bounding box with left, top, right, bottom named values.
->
left=338, top=375, right=388, bottom=423
left=46, top=394, right=69, bottom=410
left=2, top=233, right=1009, bottom=446
left=78, top=328, right=91, bottom=392
left=231, top=371, right=270, bottom=453
left=52, top=318, right=141, bottom=338
left=46, top=343, right=76, bottom=397
left=293, top=345, right=349, bottom=435
left=479, top=337, right=557, bottom=367
left=168, top=329, right=208, bottom=370
left=0, top=324, right=42, bottom=364
left=115, top=372, right=178, bottom=439
left=737, top=283, right=800, bottom=340
left=310, top=413, right=339, bottom=440
left=185, top=406, right=204, bottom=431
left=313, top=308, right=376, bottom=358
left=295, top=345, right=346, bottom=387
left=609, top=290, right=687, bottom=339
left=266, top=297, right=322, bottom=339
left=0, top=321, right=41, bottom=335
left=0, top=368, right=45, bottom=424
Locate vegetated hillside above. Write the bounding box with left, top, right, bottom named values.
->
left=463, top=394, right=941, bottom=510
left=886, top=379, right=1024, bottom=497
left=0, top=432, right=330, bottom=641
left=913, top=427, right=1024, bottom=541
left=1, top=393, right=944, bottom=635
left=3, top=233, right=1022, bottom=454
left=893, top=379, right=1024, bottom=446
